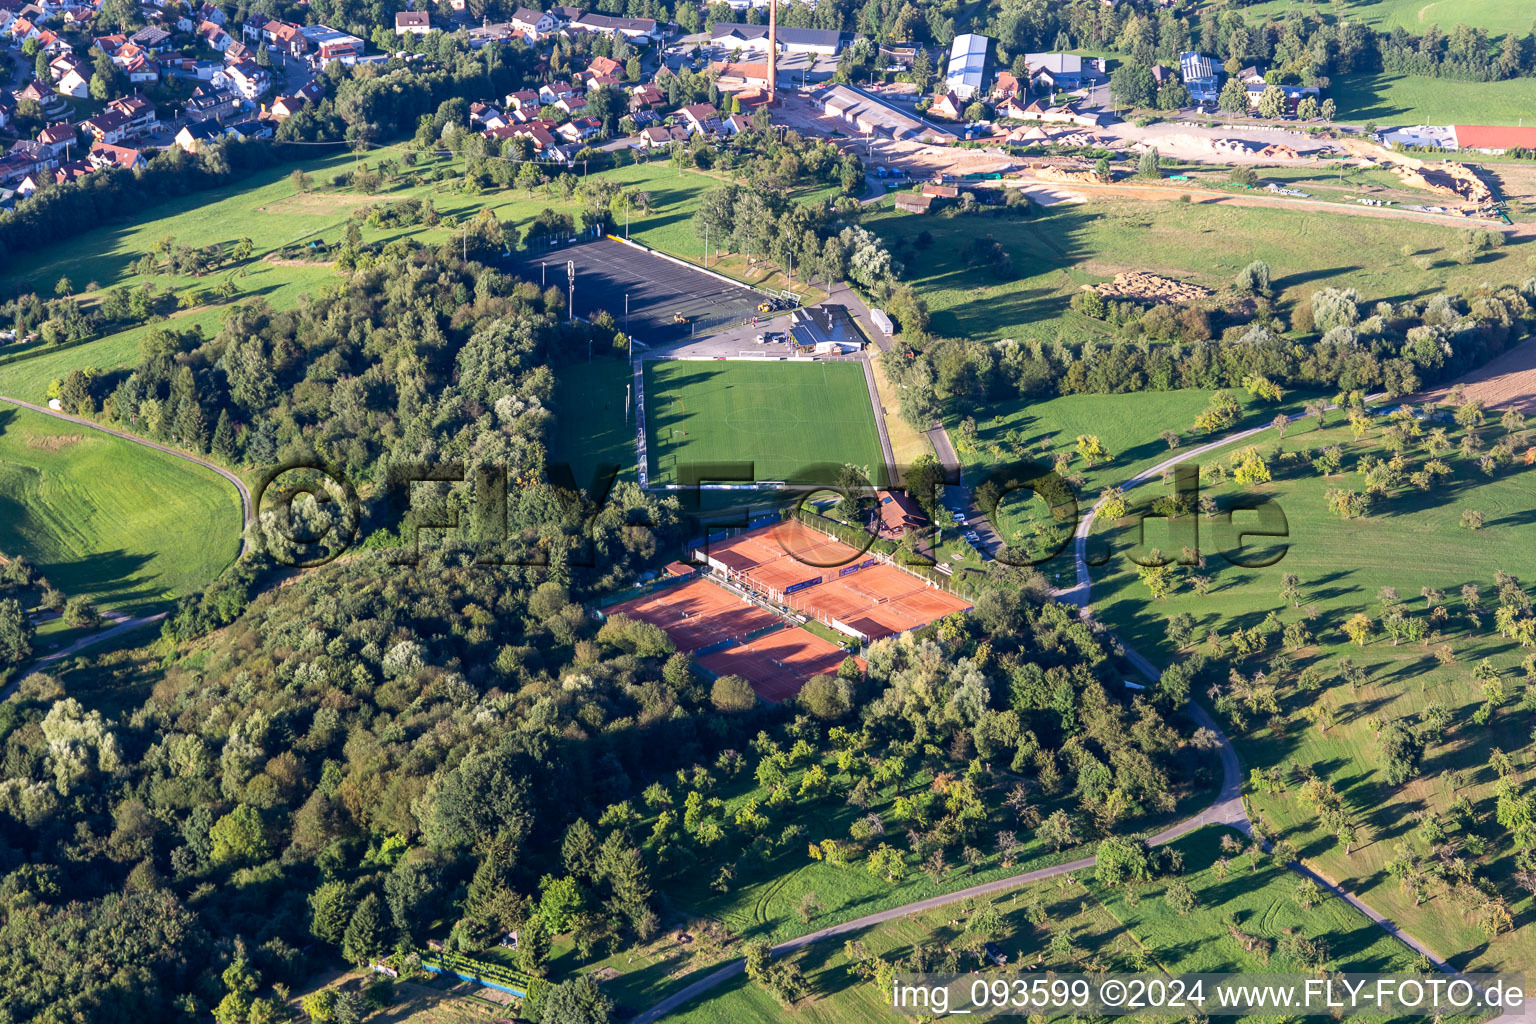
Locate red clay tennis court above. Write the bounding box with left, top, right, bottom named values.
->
left=606, top=578, right=782, bottom=653
left=699, top=521, right=973, bottom=642
left=698, top=628, right=860, bottom=703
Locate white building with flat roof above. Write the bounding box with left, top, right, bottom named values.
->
left=946, top=33, right=989, bottom=100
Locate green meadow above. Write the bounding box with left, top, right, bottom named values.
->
left=1209, top=0, right=1535, bottom=39
left=863, top=198, right=1534, bottom=348
left=1332, top=73, right=1536, bottom=127
left=0, top=403, right=242, bottom=615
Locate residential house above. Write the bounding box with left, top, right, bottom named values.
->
left=17, top=80, right=66, bottom=118
left=587, top=55, right=620, bottom=77
left=1178, top=50, right=1220, bottom=104
left=0, top=10, right=15, bottom=35
left=1244, top=78, right=1320, bottom=113
left=677, top=101, right=719, bottom=133
left=36, top=121, right=76, bottom=161
left=265, top=20, right=307, bottom=56
left=709, top=23, right=849, bottom=55
left=240, top=15, right=267, bottom=40
left=921, top=182, right=957, bottom=198
left=722, top=112, right=751, bottom=136
left=35, top=28, right=67, bottom=54
left=569, top=12, right=655, bottom=40
left=265, top=93, right=308, bottom=120
left=198, top=19, right=232, bottom=50
left=184, top=85, right=239, bottom=121
left=1150, top=63, right=1172, bottom=87
left=395, top=10, right=430, bottom=34
left=54, top=65, right=89, bottom=98
left=538, top=80, right=575, bottom=104
left=108, top=94, right=157, bottom=133
left=48, top=51, right=89, bottom=82
left=875, top=489, right=926, bottom=537
left=130, top=25, right=171, bottom=50
left=9, top=17, right=39, bottom=43
left=510, top=6, right=554, bottom=39
left=554, top=94, right=586, bottom=116
left=16, top=170, right=50, bottom=195
left=92, top=32, right=127, bottom=55
left=8, top=138, right=58, bottom=171
left=928, top=91, right=964, bottom=120
left=549, top=5, right=582, bottom=24
left=175, top=120, right=222, bottom=151
left=223, top=40, right=251, bottom=62
left=197, top=3, right=225, bottom=25
left=81, top=108, right=131, bottom=143
left=120, top=51, right=159, bottom=82
left=224, top=119, right=274, bottom=139
left=893, top=191, right=933, bottom=213
left=556, top=115, right=600, bottom=143
left=945, top=33, right=988, bottom=100
left=88, top=140, right=142, bottom=169
left=637, top=123, right=687, bottom=148
left=53, top=158, right=94, bottom=184
left=0, top=97, right=12, bottom=131
left=505, top=88, right=539, bottom=112
left=225, top=59, right=269, bottom=99
left=628, top=83, right=664, bottom=110
left=990, top=69, right=1020, bottom=101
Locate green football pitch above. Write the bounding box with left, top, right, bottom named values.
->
left=643, top=360, right=888, bottom=488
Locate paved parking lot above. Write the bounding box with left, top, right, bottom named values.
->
left=506, top=236, right=765, bottom=343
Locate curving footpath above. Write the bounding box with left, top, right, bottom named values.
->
left=0, top=393, right=253, bottom=699
left=630, top=396, right=1531, bottom=1024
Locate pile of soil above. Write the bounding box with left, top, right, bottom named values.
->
left=1091, top=271, right=1212, bottom=304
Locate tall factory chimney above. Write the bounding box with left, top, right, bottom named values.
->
left=767, top=0, right=777, bottom=103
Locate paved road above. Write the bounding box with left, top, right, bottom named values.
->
left=0, top=394, right=252, bottom=548
left=1, top=612, right=168, bottom=701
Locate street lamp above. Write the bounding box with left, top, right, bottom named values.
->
left=567, top=259, right=576, bottom=325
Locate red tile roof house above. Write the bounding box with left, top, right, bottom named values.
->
left=587, top=55, right=621, bottom=77
left=928, top=91, right=964, bottom=120
left=36, top=121, right=77, bottom=161
left=89, top=140, right=142, bottom=170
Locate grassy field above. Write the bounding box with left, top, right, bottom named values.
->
left=0, top=404, right=242, bottom=615
left=1208, top=0, right=1535, bottom=38
left=1332, top=73, right=1536, bottom=127
left=643, top=359, right=887, bottom=487
left=0, top=262, right=336, bottom=404
left=953, top=389, right=1313, bottom=580
left=1089, top=409, right=1536, bottom=973
left=668, top=825, right=1427, bottom=1024
left=551, top=356, right=638, bottom=487
left=863, top=199, right=1534, bottom=347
